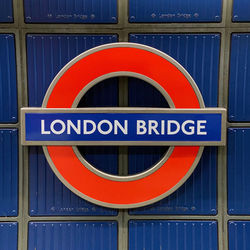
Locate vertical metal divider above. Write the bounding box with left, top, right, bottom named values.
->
left=12, top=0, right=19, bottom=28
left=118, top=76, right=129, bottom=177
left=221, top=0, right=227, bottom=27
left=221, top=1, right=234, bottom=249
left=217, top=143, right=228, bottom=250
left=15, top=28, right=25, bottom=250
left=19, top=27, right=29, bottom=250
left=117, top=78, right=129, bottom=249
left=18, top=0, right=25, bottom=28
left=221, top=29, right=232, bottom=250
left=217, top=29, right=226, bottom=250
left=118, top=30, right=129, bottom=250
left=217, top=2, right=227, bottom=249
left=16, top=0, right=28, bottom=249
left=117, top=0, right=127, bottom=28
left=226, top=0, right=234, bottom=29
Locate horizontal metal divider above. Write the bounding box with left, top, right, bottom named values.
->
left=0, top=124, right=19, bottom=127
left=228, top=122, right=250, bottom=127
left=3, top=27, right=250, bottom=33
left=2, top=214, right=250, bottom=222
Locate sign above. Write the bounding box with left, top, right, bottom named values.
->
left=21, top=43, right=226, bottom=208
left=22, top=108, right=225, bottom=145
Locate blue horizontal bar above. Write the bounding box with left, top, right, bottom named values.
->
left=24, top=112, right=222, bottom=143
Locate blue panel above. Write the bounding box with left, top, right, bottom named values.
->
left=27, top=34, right=118, bottom=215
left=25, top=112, right=223, bottom=143
left=78, top=78, right=118, bottom=108
left=0, top=1, right=13, bottom=22
left=229, top=221, right=250, bottom=250
left=129, top=34, right=220, bottom=107
left=233, top=0, right=250, bottom=22
left=129, top=220, right=218, bottom=250
left=229, top=34, right=250, bottom=121
left=129, top=0, right=222, bottom=23
left=128, top=34, right=218, bottom=215
left=129, top=146, right=167, bottom=174
left=24, top=0, right=117, bottom=23
left=0, top=223, right=18, bottom=250
left=0, top=34, right=18, bottom=123
left=0, top=129, right=18, bottom=216
left=129, top=78, right=169, bottom=108
left=227, top=128, right=250, bottom=214
left=130, top=147, right=217, bottom=215
left=29, top=146, right=117, bottom=216
left=78, top=146, right=118, bottom=175
left=27, top=34, right=118, bottom=107
left=29, top=221, right=117, bottom=250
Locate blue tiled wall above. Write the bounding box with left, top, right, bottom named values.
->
left=229, top=221, right=250, bottom=250
left=24, top=0, right=117, bottom=23
left=130, top=147, right=217, bottom=215
left=29, top=147, right=117, bottom=216
left=229, top=34, right=250, bottom=121
left=233, top=0, right=250, bottom=22
left=129, top=0, right=222, bottom=22
left=0, top=1, right=13, bottom=23
left=29, top=221, right=117, bottom=250
left=0, top=34, right=17, bottom=123
left=0, top=129, right=18, bottom=216
left=26, top=34, right=118, bottom=107
left=130, top=34, right=220, bottom=107
left=0, top=223, right=18, bottom=250
left=2, top=0, right=250, bottom=249
left=228, top=128, right=250, bottom=215
left=129, top=220, right=218, bottom=250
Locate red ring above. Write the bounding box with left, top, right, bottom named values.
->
left=45, top=47, right=201, bottom=206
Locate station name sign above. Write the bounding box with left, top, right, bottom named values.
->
left=20, top=42, right=228, bottom=208
left=21, top=108, right=226, bottom=146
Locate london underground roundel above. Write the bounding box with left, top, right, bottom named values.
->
left=21, top=43, right=226, bottom=208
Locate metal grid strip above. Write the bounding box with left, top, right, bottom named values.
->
left=118, top=33, right=129, bottom=250
left=0, top=0, right=249, bottom=249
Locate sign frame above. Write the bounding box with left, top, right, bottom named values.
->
left=21, top=107, right=226, bottom=146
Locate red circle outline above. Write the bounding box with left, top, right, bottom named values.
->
left=45, top=46, right=201, bottom=206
